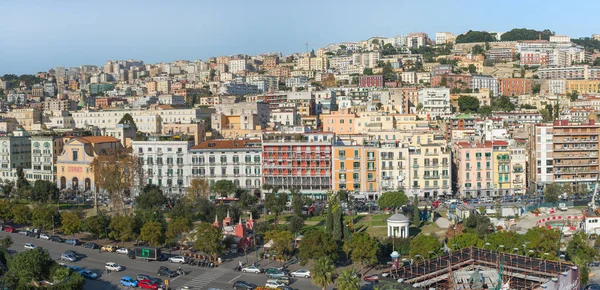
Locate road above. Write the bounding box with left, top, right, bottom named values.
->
left=0, top=232, right=321, bottom=290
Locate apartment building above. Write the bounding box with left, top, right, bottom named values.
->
left=435, top=32, right=455, bottom=44
left=161, top=122, right=205, bottom=146
left=189, top=140, right=262, bottom=196
left=285, top=76, right=309, bottom=88
left=320, top=109, right=358, bottom=134
left=432, top=65, right=453, bottom=76
left=454, top=141, right=494, bottom=197
left=552, top=120, right=600, bottom=188
left=430, top=74, right=473, bottom=91
left=263, top=56, right=279, bottom=69
left=132, top=139, right=193, bottom=195
left=26, top=136, right=64, bottom=182
left=157, top=80, right=171, bottom=94
left=0, top=129, right=32, bottom=182
left=549, top=79, right=566, bottom=94
left=408, top=142, right=452, bottom=198
left=470, top=75, right=499, bottom=96
left=406, top=32, right=429, bottom=49
left=537, top=65, right=600, bottom=80
left=261, top=129, right=334, bottom=197
left=0, top=108, right=42, bottom=131
left=378, top=141, right=410, bottom=193
left=359, top=75, right=384, bottom=88
left=332, top=145, right=379, bottom=198
left=486, top=48, right=514, bottom=62
left=492, top=141, right=511, bottom=196
left=499, top=78, right=533, bottom=96
left=229, top=59, right=248, bottom=73
left=510, top=144, right=526, bottom=196
left=211, top=99, right=270, bottom=139
left=352, top=52, right=381, bottom=68
left=418, top=88, right=451, bottom=118
left=565, top=80, right=600, bottom=94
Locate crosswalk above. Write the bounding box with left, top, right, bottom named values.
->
left=180, top=268, right=227, bottom=289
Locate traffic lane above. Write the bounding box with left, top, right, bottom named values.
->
left=214, top=270, right=320, bottom=290
left=0, top=232, right=196, bottom=289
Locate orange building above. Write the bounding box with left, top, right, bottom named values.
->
left=332, top=146, right=379, bottom=195
left=146, top=81, right=157, bottom=93
left=499, top=78, right=533, bottom=96
left=320, top=109, right=359, bottom=134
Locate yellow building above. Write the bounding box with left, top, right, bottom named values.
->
left=491, top=141, right=511, bottom=195
left=56, top=136, right=122, bottom=192
left=457, top=60, right=483, bottom=74
left=565, top=80, right=600, bottom=95
left=320, top=109, right=359, bottom=134
left=332, top=145, right=379, bottom=198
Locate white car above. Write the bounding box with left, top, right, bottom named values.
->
left=265, top=280, right=286, bottom=289
left=290, top=269, right=311, bottom=278
left=60, top=254, right=77, bottom=262
left=241, top=265, right=262, bottom=274
left=168, top=256, right=187, bottom=263
left=24, top=243, right=37, bottom=250
left=105, top=262, right=123, bottom=272
left=39, top=233, right=50, bottom=240
left=116, top=248, right=130, bottom=255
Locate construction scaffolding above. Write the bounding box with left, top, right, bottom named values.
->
left=383, top=247, right=575, bottom=289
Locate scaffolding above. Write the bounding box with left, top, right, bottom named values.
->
left=383, top=247, right=574, bottom=289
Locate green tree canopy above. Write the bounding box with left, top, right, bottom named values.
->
left=501, top=28, right=553, bottom=41
left=523, top=227, right=560, bottom=259
left=265, top=230, right=294, bottom=259
left=455, top=30, right=495, bottom=43
left=136, top=184, right=167, bottom=210
left=31, top=180, right=59, bottom=202
left=298, top=230, right=339, bottom=265
left=61, top=211, right=84, bottom=236
left=138, top=221, right=165, bottom=247
left=544, top=183, right=563, bottom=203
left=11, top=204, right=31, bottom=225
left=265, top=191, right=288, bottom=229
left=109, top=215, right=137, bottom=242
left=458, top=95, right=480, bottom=113
left=31, top=205, right=59, bottom=230
left=382, top=62, right=397, bottom=82
left=83, top=214, right=110, bottom=239
left=492, top=96, right=515, bottom=112
left=311, top=257, right=335, bottom=290
left=289, top=215, right=304, bottom=234
left=471, top=45, right=484, bottom=54
left=377, top=191, right=409, bottom=213
left=409, top=234, right=442, bottom=258
left=450, top=233, right=484, bottom=249
left=464, top=214, right=492, bottom=237
left=484, top=231, right=523, bottom=251
left=362, top=68, right=374, bottom=75
left=166, top=218, right=192, bottom=243
left=336, top=268, right=360, bottom=290
left=193, top=222, right=224, bottom=257
left=211, top=180, right=237, bottom=198
left=6, top=248, right=54, bottom=286
left=343, top=232, right=379, bottom=275
left=118, top=113, right=137, bottom=131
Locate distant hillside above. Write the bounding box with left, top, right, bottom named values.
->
left=571, top=38, right=600, bottom=52
left=455, top=30, right=496, bottom=44
left=500, top=28, right=554, bottom=41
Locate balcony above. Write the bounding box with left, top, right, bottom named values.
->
left=424, top=175, right=440, bottom=180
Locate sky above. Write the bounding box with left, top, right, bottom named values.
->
left=1, top=0, right=599, bottom=75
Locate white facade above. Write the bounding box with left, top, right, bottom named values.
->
left=219, top=82, right=260, bottom=96
left=158, top=95, right=185, bottom=105
left=435, top=32, right=455, bottom=44
left=418, top=88, right=451, bottom=118
left=470, top=75, right=499, bottom=96
left=26, top=136, right=61, bottom=182
left=285, top=76, right=309, bottom=88
left=133, top=140, right=193, bottom=195
left=549, top=79, right=566, bottom=95
left=549, top=35, right=570, bottom=43
left=401, top=71, right=417, bottom=84
left=0, top=129, right=31, bottom=182
left=352, top=52, right=381, bottom=69
left=229, top=59, right=248, bottom=73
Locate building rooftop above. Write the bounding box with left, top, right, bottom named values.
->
left=191, top=140, right=261, bottom=150
left=77, top=136, right=120, bottom=144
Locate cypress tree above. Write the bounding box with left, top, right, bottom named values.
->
left=325, top=207, right=333, bottom=234
left=412, top=195, right=420, bottom=226
left=333, top=207, right=343, bottom=241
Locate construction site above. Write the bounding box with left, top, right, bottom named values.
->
left=384, top=247, right=580, bottom=290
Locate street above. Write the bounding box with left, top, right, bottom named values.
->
left=0, top=232, right=321, bottom=290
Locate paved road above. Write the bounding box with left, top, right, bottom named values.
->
left=0, top=232, right=321, bottom=290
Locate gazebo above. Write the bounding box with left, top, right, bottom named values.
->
left=387, top=213, right=410, bottom=238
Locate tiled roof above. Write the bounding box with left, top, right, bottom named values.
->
left=79, top=136, right=120, bottom=144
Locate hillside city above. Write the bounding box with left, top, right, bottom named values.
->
left=1, top=28, right=600, bottom=290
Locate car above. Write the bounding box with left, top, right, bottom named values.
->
left=138, top=279, right=159, bottom=290
left=83, top=242, right=99, bottom=249
left=265, top=267, right=285, bottom=274
left=364, top=274, right=380, bottom=282
left=4, top=226, right=14, bottom=233
left=233, top=281, right=257, bottom=290
left=168, top=256, right=187, bottom=263
left=275, top=277, right=291, bottom=285
left=120, top=276, right=138, bottom=287
left=116, top=248, right=131, bottom=255
left=60, top=254, right=77, bottom=262
left=24, top=243, right=37, bottom=250
left=65, top=239, right=80, bottom=246
left=101, top=245, right=116, bottom=252
left=157, top=266, right=176, bottom=277
left=27, top=231, right=39, bottom=238
left=18, top=230, right=29, bottom=236
left=137, top=274, right=153, bottom=281
left=79, top=270, right=98, bottom=280
left=585, top=284, right=600, bottom=290
left=241, top=265, right=262, bottom=274
left=277, top=287, right=294, bottom=290
left=68, top=265, right=82, bottom=272
left=38, top=233, right=49, bottom=240
left=266, top=271, right=288, bottom=279
left=105, top=262, right=123, bottom=272
left=49, top=236, right=64, bottom=243
left=265, top=280, right=286, bottom=289
left=65, top=250, right=85, bottom=259
left=290, top=269, right=310, bottom=278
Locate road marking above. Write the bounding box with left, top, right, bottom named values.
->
left=170, top=275, right=182, bottom=281
left=228, top=274, right=242, bottom=283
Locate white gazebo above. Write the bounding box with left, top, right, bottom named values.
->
left=387, top=213, right=410, bottom=238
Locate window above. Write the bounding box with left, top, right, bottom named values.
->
left=340, top=163, right=345, bottom=170
left=221, top=168, right=226, bottom=175
left=353, top=162, right=360, bottom=169
left=254, top=156, right=260, bottom=163
left=353, top=173, right=359, bottom=180
left=233, top=155, right=239, bottom=164
left=339, top=151, right=346, bottom=158
left=72, top=150, right=78, bottom=161
left=354, top=150, right=359, bottom=158
left=367, top=162, right=374, bottom=170
left=245, top=155, right=251, bottom=163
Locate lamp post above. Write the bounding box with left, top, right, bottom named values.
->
left=542, top=253, right=549, bottom=272
left=415, top=254, right=425, bottom=274
left=496, top=245, right=505, bottom=253
left=483, top=242, right=491, bottom=260
left=428, top=251, right=439, bottom=271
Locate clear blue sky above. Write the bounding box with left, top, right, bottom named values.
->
left=1, top=0, right=599, bottom=75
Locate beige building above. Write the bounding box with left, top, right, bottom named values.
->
left=0, top=108, right=41, bottom=131
left=161, top=121, right=206, bottom=145
left=297, top=56, right=329, bottom=71
left=211, top=99, right=270, bottom=139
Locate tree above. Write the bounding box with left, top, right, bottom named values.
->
left=409, top=234, right=442, bottom=258
left=416, top=103, right=423, bottom=111
left=211, top=180, right=237, bottom=198
left=450, top=233, right=484, bottom=249
left=6, top=248, right=54, bottom=286
left=15, top=166, right=29, bottom=190
left=1, top=181, right=14, bottom=198
left=289, top=215, right=304, bottom=234
left=485, top=231, right=523, bottom=251
left=138, top=221, right=165, bottom=247
left=570, top=90, right=579, bottom=101
left=311, top=256, right=335, bottom=290
left=332, top=207, right=343, bottom=242
left=136, top=184, right=167, bottom=210
left=109, top=215, right=137, bottom=242
left=1, top=236, right=13, bottom=249
left=185, top=178, right=210, bottom=202
left=544, top=183, right=562, bottom=203
left=464, top=214, right=492, bottom=237
left=166, top=218, right=191, bottom=243
left=61, top=211, right=83, bottom=236
left=471, top=45, right=484, bottom=55
left=523, top=227, right=560, bottom=259
left=0, top=200, right=12, bottom=223
left=265, top=191, right=287, bottom=229
left=594, top=58, right=600, bottom=66
left=193, top=222, right=224, bottom=262
left=344, top=232, right=379, bottom=275
left=439, top=76, right=447, bottom=87
left=377, top=191, right=409, bottom=213
left=83, top=214, right=110, bottom=239
left=291, top=189, right=305, bottom=217
left=532, top=84, right=541, bottom=94
left=325, top=207, right=333, bottom=234
left=457, top=95, right=480, bottom=113
left=382, top=62, right=397, bottom=82
left=567, top=231, right=596, bottom=285
left=92, top=147, right=143, bottom=212
left=362, top=68, right=373, bottom=75
left=336, top=268, right=360, bottom=290
left=492, top=96, right=515, bottom=112
left=540, top=108, right=552, bottom=122
left=31, top=205, right=59, bottom=230
left=467, top=64, right=477, bottom=74
left=265, top=230, right=294, bottom=260
left=118, top=113, right=137, bottom=131
left=479, top=105, right=492, bottom=117
left=412, top=195, right=420, bottom=226
left=501, top=28, right=553, bottom=41
left=298, top=230, right=339, bottom=265
left=30, top=180, right=59, bottom=202
left=455, top=30, right=495, bottom=43
left=10, top=204, right=31, bottom=225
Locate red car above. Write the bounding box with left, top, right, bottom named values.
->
left=4, top=226, right=14, bottom=233
left=364, top=274, right=379, bottom=282
left=138, top=279, right=159, bottom=290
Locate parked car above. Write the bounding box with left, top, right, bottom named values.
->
left=4, top=226, right=14, bottom=233
left=137, top=274, right=153, bottom=281
left=39, top=233, right=50, bottom=240
left=265, top=280, right=286, bottom=289
left=83, top=242, right=99, bottom=249
left=265, top=267, right=285, bottom=274
left=18, top=230, right=29, bottom=236
left=27, top=231, right=39, bottom=238
left=266, top=271, right=288, bottom=279
left=168, top=256, right=187, bottom=263
left=275, top=277, right=291, bottom=285
left=241, top=265, right=262, bottom=274
left=364, top=274, right=380, bottom=282
left=232, top=281, right=257, bottom=290
left=101, top=245, right=116, bottom=252
left=49, top=236, right=64, bottom=243
left=24, top=243, right=37, bottom=250
left=277, top=286, right=293, bottom=290
left=120, top=276, right=138, bottom=287
left=65, top=239, right=80, bottom=246
left=585, top=284, right=600, bottom=290
left=105, top=262, right=123, bottom=272
left=79, top=270, right=98, bottom=280
left=116, top=248, right=131, bottom=255
left=156, top=266, right=176, bottom=277
left=290, top=269, right=310, bottom=278
left=138, top=279, right=159, bottom=290
left=60, top=254, right=77, bottom=262
left=65, top=250, right=85, bottom=260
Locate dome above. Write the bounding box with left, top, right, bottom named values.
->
left=387, top=214, right=409, bottom=222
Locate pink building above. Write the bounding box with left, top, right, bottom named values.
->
left=454, top=141, right=494, bottom=198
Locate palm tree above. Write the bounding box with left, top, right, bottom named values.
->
left=336, top=268, right=360, bottom=290
left=311, top=257, right=335, bottom=290
left=1, top=236, right=13, bottom=249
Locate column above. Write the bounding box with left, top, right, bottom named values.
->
left=404, top=225, right=409, bottom=238
left=388, top=225, right=391, bottom=237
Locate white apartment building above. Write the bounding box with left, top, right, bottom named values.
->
left=377, top=141, right=410, bottom=192
left=0, top=129, right=31, bottom=182
left=401, top=72, right=417, bottom=84
left=189, top=140, right=262, bottom=193
left=435, top=32, right=455, bottom=44
left=549, top=79, right=566, bottom=94
left=229, top=59, right=248, bottom=73
left=329, top=56, right=353, bottom=70
left=470, top=75, right=499, bottom=96
left=158, top=95, right=185, bottom=105
left=418, top=88, right=451, bottom=118
left=26, top=136, right=63, bottom=182
left=352, top=52, right=381, bottom=69
left=247, top=75, right=278, bottom=92
left=219, top=82, right=259, bottom=96
left=406, top=33, right=429, bottom=49
left=286, top=76, right=309, bottom=88
left=132, top=139, right=193, bottom=195
left=549, top=35, right=571, bottom=43
left=530, top=125, right=553, bottom=191
left=510, top=144, right=527, bottom=196
left=270, top=106, right=299, bottom=126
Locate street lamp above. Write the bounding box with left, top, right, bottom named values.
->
left=512, top=248, right=519, bottom=254
left=496, top=245, right=505, bottom=253
left=542, top=253, right=549, bottom=272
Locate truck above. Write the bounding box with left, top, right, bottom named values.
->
left=134, top=247, right=161, bottom=261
